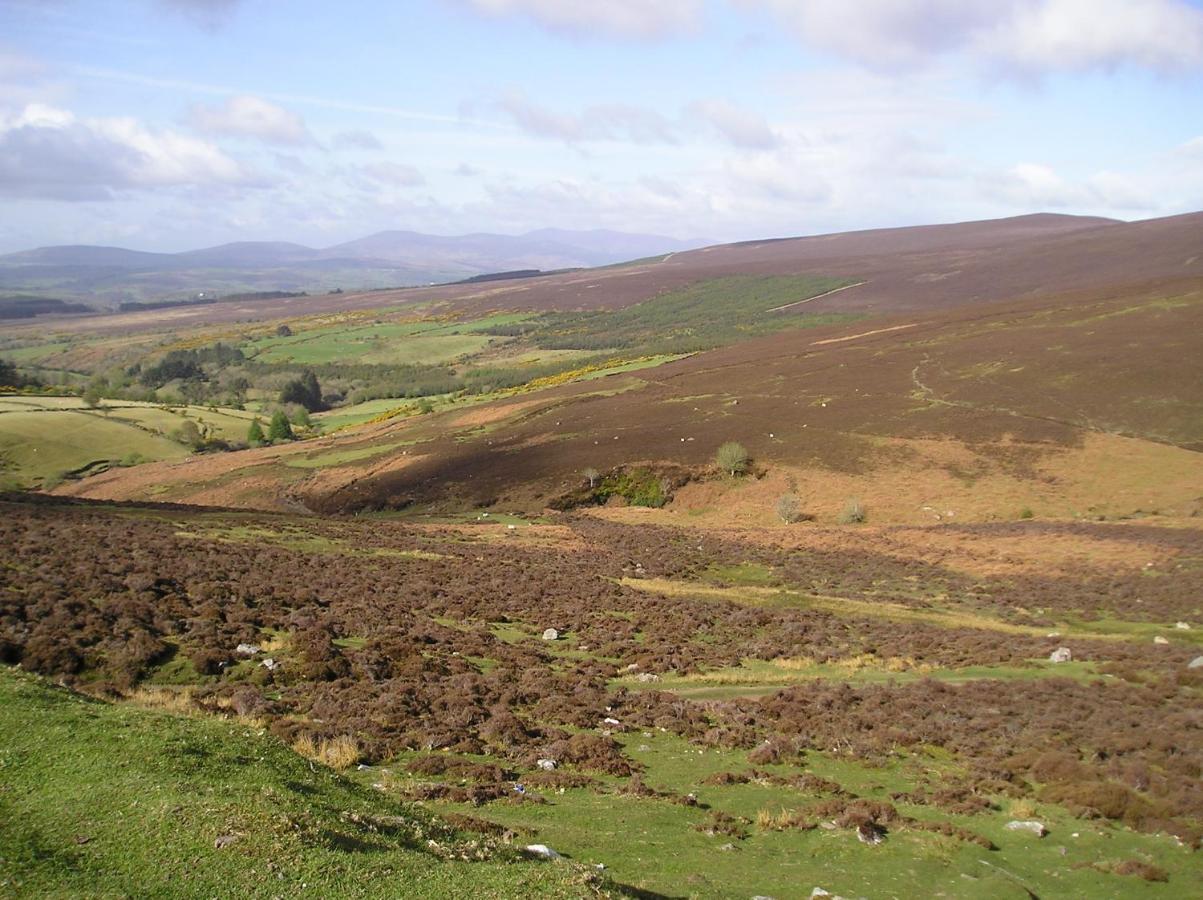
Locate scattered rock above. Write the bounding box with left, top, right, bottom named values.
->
left=602, top=717, right=621, bottom=727
left=634, top=672, right=660, bottom=683
left=259, top=657, right=279, bottom=671
left=1005, top=820, right=1048, bottom=837
left=1176, top=621, right=1192, bottom=630
left=74, top=834, right=91, bottom=845
left=537, top=758, right=557, bottom=771
left=234, top=643, right=260, bottom=656
left=524, top=843, right=561, bottom=860
left=1049, top=647, right=1073, bottom=663
left=1188, top=656, right=1203, bottom=669
left=541, top=628, right=559, bottom=641
left=214, top=834, right=239, bottom=849
left=1153, top=636, right=1169, bottom=645
left=810, top=891, right=831, bottom=899
left=856, top=822, right=885, bottom=845
left=718, top=842, right=736, bottom=852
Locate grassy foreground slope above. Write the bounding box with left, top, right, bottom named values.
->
left=0, top=668, right=605, bottom=899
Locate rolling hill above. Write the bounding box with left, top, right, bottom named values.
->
left=50, top=210, right=1203, bottom=521
left=0, top=228, right=706, bottom=312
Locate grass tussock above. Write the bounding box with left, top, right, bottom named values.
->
left=292, top=733, right=361, bottom=771
left=755, top=807, right=816, bottom=831
left=123, top=686, right=198, bottom=716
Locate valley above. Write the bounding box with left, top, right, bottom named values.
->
left=3, top=211, right=1202, bottom=898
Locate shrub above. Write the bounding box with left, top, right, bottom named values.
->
left=716, top=441, right=749, bottom=476
left=267, top=410, right=294, bottom=442
left=170, top=419, right=203, bottom=449
left=838, top=497, right=866, bottom=524
left=1020, top=507, right=1035, bottom=519
left=1111, top=859, right=1169, bottom=882
left=279, top=370, right=324, bottom=412
left=775, top=493, right=803, bottom=523
left=598, top=468, right=667, bottom=508
left=247, top=419, right=265, bottom=446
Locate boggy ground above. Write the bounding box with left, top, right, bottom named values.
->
left=2, top=494, right=1201, bottom=897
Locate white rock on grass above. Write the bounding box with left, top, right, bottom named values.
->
left=542, top=628, right=559, bottom=641
left=1188, top=656, right=1203, bottom=669
left=524, top=844, right=561, bottom=860
left=234, top=643, right=260, bottom=656
left=1048, top=647, right=1073, bottom=663
left=537, top=758, right=557, bottom=771
left=1154, top=636, right=1170, bottom=645
left=1176, top=622, right=1192, bottom=630
left=1005, top=820, right=1048, bottom=837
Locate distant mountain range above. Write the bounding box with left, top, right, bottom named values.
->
left=0, top=229, right=707, bottom=312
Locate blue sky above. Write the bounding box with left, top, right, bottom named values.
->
left=1, top=0, right=1201, bottom=252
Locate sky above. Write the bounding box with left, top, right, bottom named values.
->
left=1, top=0, right=1202, bottom=253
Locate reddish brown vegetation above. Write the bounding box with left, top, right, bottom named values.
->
left=1, top=495, right=1200, bottom=844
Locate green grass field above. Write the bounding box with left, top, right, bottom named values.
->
left=0, top=668, right=603, bottom=899
left=394, top=729, right=1195, bottom=899
left=0, top=396, right=258, bottom=487
left=245, top=322, right=494, bottom=366
left=0, top=409, right=190, bottom=486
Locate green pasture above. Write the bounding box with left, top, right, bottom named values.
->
left=0, top=409, right=189, bottom=486
left=0, top=396, right=259, bottom=486
left=0, top=668, right=598, bottom=899
left=393, top=729, right=1194, bottom=899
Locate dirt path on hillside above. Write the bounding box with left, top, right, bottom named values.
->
left=768, top=280, right=866, bottom=312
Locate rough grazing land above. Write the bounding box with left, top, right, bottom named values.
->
left=2, top=495, right=1200, bottom=896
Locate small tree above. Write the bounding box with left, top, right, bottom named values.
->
left=775, top=493, right=803, bottom=523
left=247, top=418, right=265, bottom=446
left=171, top=419, right=203, bottom=449
left=583, top=467, right=600, bottom=488
left=0, top=358, right=21, bottom=388
left=716, top=441, right=749, bottom=477
left=268, top=409, right=294, bottom=442
left=838, top=497, right=867, bottom=524
left=279, top=370, right=324, bottom=412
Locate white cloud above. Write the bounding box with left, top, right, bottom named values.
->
left=981, top=162, right=1156, bottom=211
left=986, top=0, right=1203, bottom=74
left=749, top=0, right=1203, bottom=73
left=332, top=129, right=383, bottom=150
left=494, top=93, right=785, bottom=149
left=688, top=99, right=780, bottom=149
left=496, top=93, right=678, bottom=144
left=156, top=0, right=242, bottom=29
left=357, top=161, right=425, bottom=187
left=459, top=0, right=702, bottom=39
left=189, top=95, right=313, bottom=145
left=1176, top=136, right=1203, bottom=157
left=0, top=103, right=257, bottom=200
